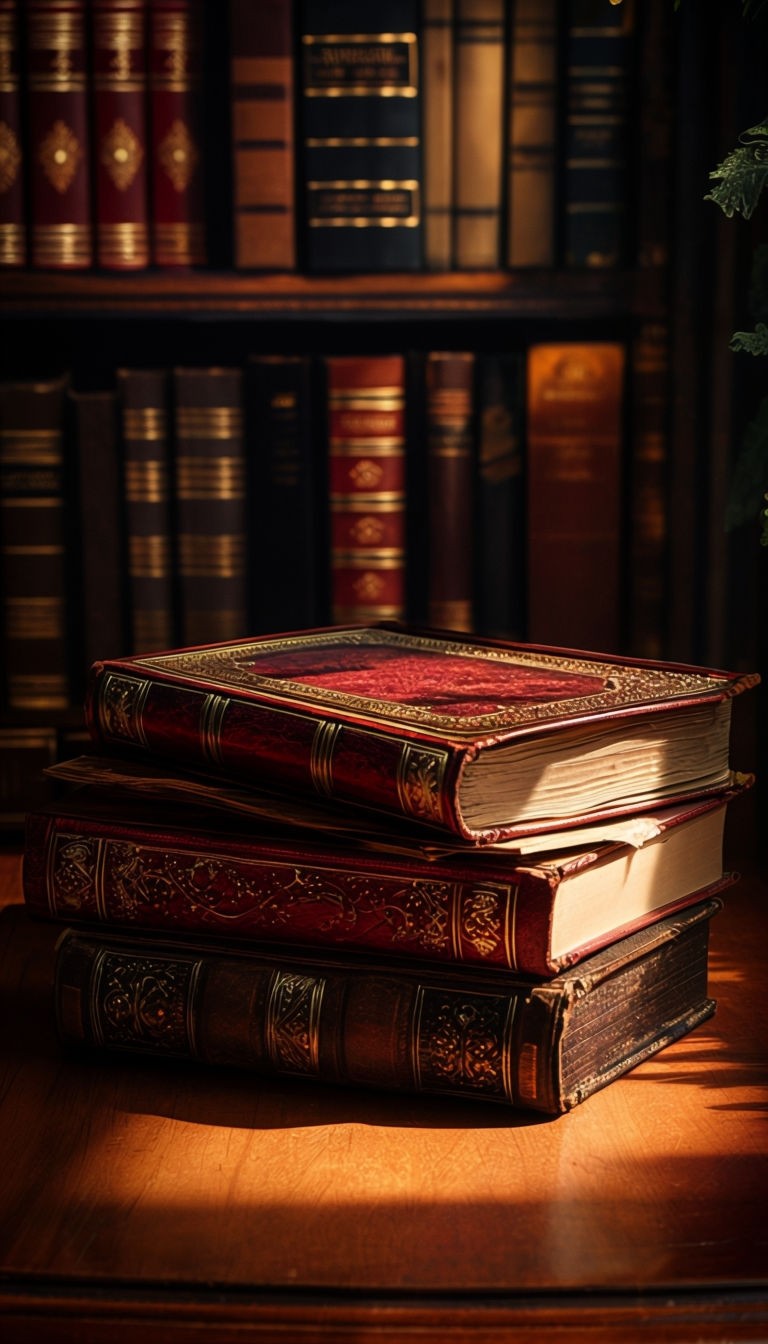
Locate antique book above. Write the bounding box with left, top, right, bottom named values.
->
left=0, top=374, right=72, bottom=712
left=24, top=778, right=739, bottom=978
left=172, top=366, right=248, bottom=647
left=25, top=0, right=93, bottom=269
left=0, top=0, right=26, bottom=267
left=452, top=0, right=505, bottom=268
left=506, top=0, right=558, bottom=268
left=422, top=0, right=453, bottom=270
left=115, top=367, right=175, bottom=654
left=148, top=0, right=206, bottom=267
left=297, top=0, right=423, bottom=272
left=245, top=355, right=324, bottom=632
left=83, top=622, right=758, bottom=843
left=325, top=356, right=407, bottom=624
left=526, top=341, right=625, bottom=653
left=91, top=0, right=150, bottom=270
left=424, top=351, right=475, bottom=632
left=230, top=0, right=296, bottom=270
left=475, top=350, right=525, bottom=640
left=53, top=898, right=721, bottom=1115
left=628, top=322, right=670, bottom=661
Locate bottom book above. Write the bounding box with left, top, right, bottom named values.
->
left=54, top=898, right=720, bottom=1116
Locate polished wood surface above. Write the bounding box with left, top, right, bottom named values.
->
left=0, top=847, right=766, bottom=1342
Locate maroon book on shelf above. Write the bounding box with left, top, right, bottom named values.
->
left=424, top=351, right=476, bottom=632
left=148, top=0, right=206, bottom=267
left=83, top=623, right=759, bottom=844
left=0, top=0, right=26, bottom=267
left=91, top=0, right=150, bottom=270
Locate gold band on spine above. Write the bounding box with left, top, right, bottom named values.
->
left=265, top=970, right=324, bottom=1076
left=200, top=693, right=228, bottom=769
left=32, top=223, right=92, bottom=267
left=93, top=837, right=109, bottom=921
left=504, top=885, right=519, bottom=971
left=310, top=720, right=342, bottom=798
left=0, top=223, right=25, bottom=266
left=501, top=998, right=518, bottom=1104
left=97, top=222, right=150, bottom=268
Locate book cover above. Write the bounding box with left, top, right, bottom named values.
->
left=325, top=355, right=407, bottom=624
left=506, top=0, right=558, bottom=268
left=0, top=0, right=26, bottom=268
left=91, top=0, right=150, bottom=270
left=24, top=782, right=738, bottom=978
left=525, top=341, right=625, bottom=653
left=83, top=622, right=759, bottom=843
left=298, top=0, right=423, bottom=272
left=230, top=0, right=296, bottom=270
left=424, top=351, right=475, bottom=632
left=172, top=366, right=248, bottom=647
left=475, top=350, right=526, bottom=640
left=25, top=0, right=93, bottom=269
left=422, top=0, right=453, bottom=270
left=452, top=0, right=505, bottom=269
left=148, top=0, right=206, bottom=267
left=53, top=898, right=721, bottom=1115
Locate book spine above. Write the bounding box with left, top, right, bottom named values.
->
left=525, top=342, right=626, bottom=653
left=54, top=926, right=567, bottom=1112
left=298, top=0, right=423, bottom=273
left=0, top=0, right=26, bottom=267
left=229, top=0, right=295, bottom=271
left=148, top=0, right=206, bottom=267
left=425, top=351, right=475, bottom=632
left=116, top=367, right=175, bottom=653
left=0, top=726, right=60, bottom=827
left=563, top=0, right=634, bottom=269
left=452, top=0, right=505, bottom=269
left=505, top=0, right=558, bottom=269
left=422, top=0, right=453, bottom=271
left=246, top=355, right=323, bottom=632
left=0, top=376, right=72, bottom=712
left=633, top=0, right=674, bottom=272
left=25, top=0, right=93, bottom=269
left=172, top=367, right=248, bottom=647
left=475, top=350, right=526, bottom=639
left=326, top=354, right=408, bottom=624
left=628, top=321, right=670, bottom=660
left=23, top=807, right=560, bottom=973
left=91, top=0, right=150, bottom=270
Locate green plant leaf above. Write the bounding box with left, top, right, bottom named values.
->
left=729, top=321, right=768, bottom=355
left=726, top=395, right=768, bottom=532
left=704, top=143, right=768, bottom=219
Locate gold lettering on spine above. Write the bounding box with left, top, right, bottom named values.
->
left=310, top=720, right=342, bottom=798
left=200, top=694, right=228, bottom=770
left=265, top=970, right=325, bottom=1075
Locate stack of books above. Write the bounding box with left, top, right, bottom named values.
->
left=22, top=623, right=759, bottom=1117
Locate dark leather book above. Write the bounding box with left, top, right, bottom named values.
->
left=424, top=351, right=475, bottom=632
left=0, top=374, right=73, bottom=713
left=325, top=355, right=408, bottom=624
left=230, top=0, right=296, bottom=271
left=474, top=350, right=525, bottom=640
left=82, top=622, right=758, bottom=843
left=452, top=0, right=505, bottom=269
left=297, top=0, right=423, bottom=272
left=506, top=0, right=558, bottom=268
left=115, top=367, right=175, bottom=654
left=148, top=0, right=206, bottom=267
left=422, top=0, right=453, bottom=271
left=24, top=771, right=740, bottom=978
left=53, top=898, right=721, bottom=1115
left=91, top=0, right=150, bottom=270
left=0, top=0, right=26, bottom=268
left=172, top=366, right=248, bottom=647
left=628, top=322, right=670, bottom=661
left=25, top=0, right=93, bottom=269
left=245, top=354, right=324, bottom=632
left=525, top=341, right=625, bottom=653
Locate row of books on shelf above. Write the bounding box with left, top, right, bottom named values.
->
left=18, top=621, right=760, bottom=1115
left=0, top=335, right=670, bottom=724
left=0, top=0, right=670, bottom=274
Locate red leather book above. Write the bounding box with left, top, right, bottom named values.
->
left=0, top=0, right=26, bottom=267
left=424, top=351, right=475, bottom=632
left=148, top=0, right=206, bottom=267
left=91, top=0, right=150, bottom=270
left=25, top=0, right=93, bottom=269
left=326, top=356, right=407, bottom=625
left=229, top=0, right=295, bottom=271
left=24, top=776, right=738, bottom=978
left=52, top=898, right=720, bottom=1114
left=83, top=622, right=758, bottom=843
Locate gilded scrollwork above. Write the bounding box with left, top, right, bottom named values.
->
left=95, top=950, right=196, bottom=1054
left=415, top=988, right=510, bottom=1099
left=265, top=970, right=324, bottom=1075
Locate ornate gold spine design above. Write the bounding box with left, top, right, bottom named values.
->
left=100, top=117, right=143, bottom=190
left=265, top=969, right=325, bottom=1076
left=92, top=947, right=201, bottom=1056
left=412, top=985, right=517, bottom=1101
left=100, top=672, right=151, bottom=746
left=38, top=118, right=81, bottom=192
left=157, top=117, right=197, bottom=191
left=396, top=744, right=447, bottom=825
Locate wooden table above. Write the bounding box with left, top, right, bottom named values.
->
left=0, top=846, right=766, bottom=1342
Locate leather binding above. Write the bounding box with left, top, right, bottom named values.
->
left=91, top=0, right=150, bottom=270
left=116, top=367, right=175, bottom=654
left=230, top=0, right=296, bottom=271
left=0, top=0, right=25, bottom=267
left=298, top=0, right=423, bottom=272
left=424, top=351, right=475, bottom=632
left=25, top=0, right=93, bottom=269
left=52, top=899, right=721, bottom=1115
left=526, top=341, right=626, bottom=653
left=422, top=0, right=453, bottom=271
left=326, top=356, right=407, bottom=624
left=245, top=355, right=324, bottom=633
left=148, top=0, right=206, bottom=267
left=628, top=322, right=670, bottom=661
left=172, top=366, right=248, bottom=647
left=506, top=0, right=558, bottom=268
left=452, top=0, right=505, bottom=269
left=0, top=374, right=72, bottom=712
left=475, top=350, right=525, bottom=640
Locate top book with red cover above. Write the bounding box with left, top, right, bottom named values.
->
left=83, top=623, right=759, bottom=844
